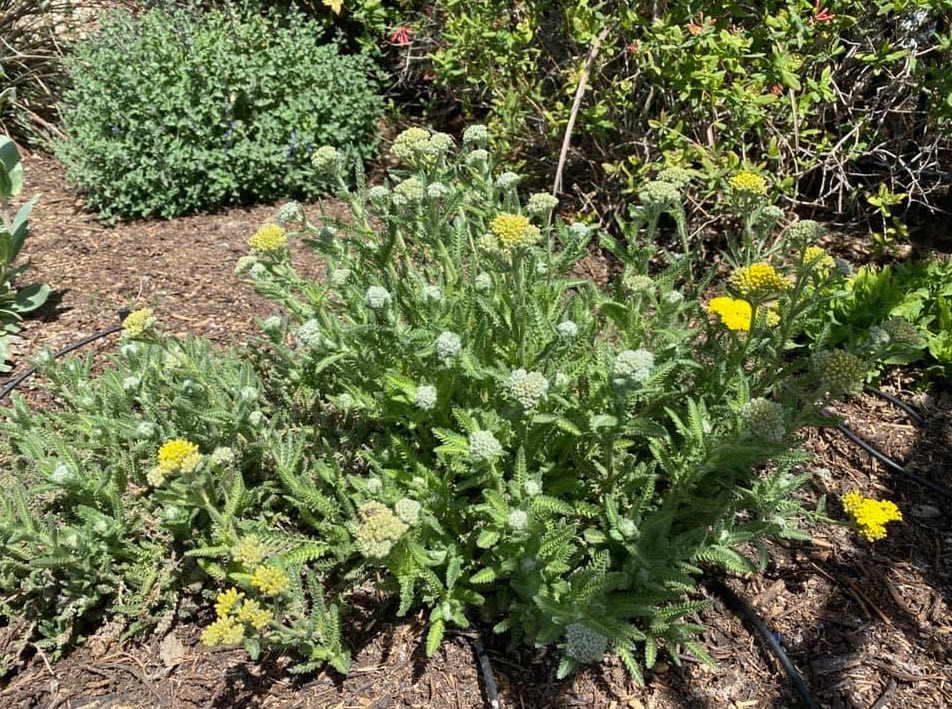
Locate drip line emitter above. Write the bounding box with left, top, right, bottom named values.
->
left=2, top=316, right=950, bottom=708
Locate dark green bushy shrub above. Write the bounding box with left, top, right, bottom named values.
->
left=56, top=4, right=383, bottom=219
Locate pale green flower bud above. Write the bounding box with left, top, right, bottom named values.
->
left=135, top=421, right=157, bottom=439
left=613, top=349, right=654, bottom=385
left=276, top=201, right=305, bottom=225
left=297, top=319, right=324, bottom=348
left=742, top=398, right=786, bottom=443
left=639, top=180, right=680, bottom=210
left=249, top=263, right=268, bottom=281
left=815, top=350, right=866, bottom=396
left=235, top=256, right=258, bottom=274
left=565, top=623, right=608, bottom=664
left=507, top=509, right=528, bottom=532
left=355, top=502, right=409, bottom=559
left=557, top=320, right=578, bottom=339
left=211, top=447, right=236, bottom=465
left=426, top=182, right=451, bottom=200
left=508, top=369, right=548, bottom=411
left=567, top=222, right=592, bottom=239
left=787, top=219, right=825, bottom=244
left=462, top=124, right=489, bottom=146
left=367, top=185, right=390, bottom=207
left=436, top=331, right=462, bottom=360
left=656, top=167, right=692, bottom=189
left=120, top=342, right=139, bottom=359
left=365, top=477, right=383, bottom=493
left=247, top=410, right=266, bottom=427
left=465, top=149, right=489, bottom=167
left=261, top=315, right=282, bottom=333
left=526, top=192, right=559, bottom=216
left=422, top=285, right=443, bottom=303
left=867, top=326, right=890, bottom=347
left=311, top=145, right=342, bottom=175
left=365, top=286, right=392, bottom=310
left=882, top=317, right=922, bottom=347
left=427, top=132, right=454, bottom=156
left=524, top=479, right=541, bottom=497
left=395, top=498, right=421, bottom=526
left=663, top=290, right=684, bottom=306
left=330, top=268, right=352, bottom=287
left=240, top=386, right=259, bottom=403
left=623, top=272, right=654, bottom=294
left=336, top=393, right=356, bottom=411
left=122, top=376, right=140, bottom=393
left=495, top=171, right=521, bottom=190
left=554, top=372, right=572, bottom=389
left=414, top=384, right=438, bottom=411
left=475, top=272, right=492, bottom=292
left=50, top=463, right=74, bottom=485
left=392, top=177, right=425, bottom=207
left=468, top=430, right=502, bottom=461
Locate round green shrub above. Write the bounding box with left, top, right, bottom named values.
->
left=56, top=4, right=382, bottom=219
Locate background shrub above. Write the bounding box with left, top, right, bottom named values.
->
left=56, top=3, right=383, bottom=219
left=411, top=0, right=952, bottom=224
left=0, top=0, right=78, bottom=144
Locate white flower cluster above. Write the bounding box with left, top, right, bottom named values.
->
left=524, top=479, right=541, bottom=497
left=365, top=286, right=392, bottom=310
left=421, top=285, right=443, bottom=303
left=297, top=319, right=324, bottom=348
left=468, top=430, right=502, bottom=461
left=276, top=201, right=305, bottom=225
left=507, top=509, right=528, bottom=532
left=436, top=331, right=462, bottom=360
left=508, top=369, right=549, bottom=411
left=135, top=421, right=156, bottom=439
left=462, top=124, right=489, bottom=146
left=557, top=320, right=579, bottom=339
left=663, top=290, right=684, bottom=306
left=330, top=268, right=352, bottom=287
left=311, top=145, right=342, bottom=174
left=567, top=222, right=591, bottom=239
left=394, top=497, right=421, bottom=526
left=526, top=192, right=559, bottom=216
left=427, top=132, right=454, bottom=157
left=426, top=182, right=451, bottom=200
left=564, top=623, right=608, bottom=664
left=495, top=171, right=521, bottom=190
left=742, top=397, right=786, bottom=443
left=367, top=185, right=390, bottom=207
left=465, top=149, right=489, bottom=168
left=612, top=349, right=654, bottom=385
left=475, top=272, right=492, bottom=292
left=392, top=177, right=425, bottom=206
left=414, top=384, right=438, bottom=410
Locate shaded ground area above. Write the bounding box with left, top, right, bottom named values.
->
left=0, top=152, right=950, bottom=708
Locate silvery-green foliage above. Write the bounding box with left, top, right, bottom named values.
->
left=238, top=126, right=839, bottom=682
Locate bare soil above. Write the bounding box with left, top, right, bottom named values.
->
left=0, top=151, right=950, bottom=709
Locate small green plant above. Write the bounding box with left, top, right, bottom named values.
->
left=56, top=3, right=383, bottom=219
left=0, top=136, right=49, bottom=371
left=866, top=183, right=910, bottom=258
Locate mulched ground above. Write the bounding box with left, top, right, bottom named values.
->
left=0, top=150, right=950, bottom=709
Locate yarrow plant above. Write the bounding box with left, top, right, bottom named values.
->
left=842, top=491, right=903, bottom=542
left=0, top=133, right=862, bottom=683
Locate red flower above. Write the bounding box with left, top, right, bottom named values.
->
left=813, top=1, right=835, bottom=23
left=390, top=25, right=413, bottom=46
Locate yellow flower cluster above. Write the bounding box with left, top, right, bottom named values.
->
left=487, top=213, right=541, bottom=252
left=729, top=172, right=768, bottom=197
left=731, top=263, right=790, bottom=298
left=157, top=439, right=202, bottom=475
left=250, top=565, right=290, bottom=597
left=764, top=302, right=780, bottom=327
left=122, top=308, right=154, bottom=337
left=708, top=296, right=752, bottom=332
left=842, top=492, right=903, bottom=542
left=231, top=535, right=269, bottom=569
left=803, top=245, right=835, bottom=271
left=248, top=224, right=288, bottom=254
left=237, top=598, right=273, bottom=630
left=201, top=616, right=245, bottom=646
left=214, top=587, right=243, bottom=618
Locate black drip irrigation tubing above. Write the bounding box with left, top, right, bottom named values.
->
left=448, top=630, right=499, bottom=709
left=832, top=384, right=952, bottom=503
left=706, top=577, right=821, bottom=709
left=0, top=308, right=128, bottom=402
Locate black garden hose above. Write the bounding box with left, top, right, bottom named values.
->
left=0, top=308, right=129, bottom=401
left=863, top=384, right=926, bottom=426
left=707, top=577, right=821, bottom=709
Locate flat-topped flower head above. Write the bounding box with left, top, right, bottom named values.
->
left=355, top=502, right=409, bottom=558
left=392, top=177, right=425, bottom=206
left=729, top=171, right=768, bottom=197
left=311, top=145, right=342, bottom=174
left=201, top=616, right=244, bottom=647
left=391, top=127, right=431, bottom=163
left=639, top=180, right=680, bottom=210
left=882, top=317, right=923, bottom=347
left=490, top=213, right=541, bottom=251
left=526, top=192, right=559, bottom=216
left=276, top=201, right=304, bottom=225
left=731, top=263, right=790, bottom=298
left=507, top=509, right=528, bottom=532
left=157, top=438, right=202, bottom=475
left=231, top=535, right=269, bottom=569
left=474, top=272, right=492, bottom=292
left=427, top=131, right=454, bottom=157
left=394, top=497, right=421, bottom=526
left=509, top=369, right=549, bottom=411
left=557, top=320, right=579, bottom=339
left=462, top=124, right=489, bottom=147
left=495, top=171, right=521, bottom=190
left=708, top=296, right=752, bottom=332
left=842, top=491, right=903, bottom=541
left=656, top=166, right=692, bottom=189
left=237, top=598, right=273, bottom=630
left=248, top=224, right=288, bottom=254
left=613, top=349, right=655, bottom=385
left=122, top=308, right=155, bottom=338
left=250, top=564, right=290, bottom=597
left=214, top=587, right=244, bottom=618
left=788, top=219, right=826, bottom=244
left=802, top=245, right=835, bottom=271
